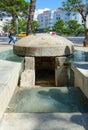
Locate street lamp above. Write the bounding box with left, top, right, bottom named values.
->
left=16, top=18, right=18, bottom=40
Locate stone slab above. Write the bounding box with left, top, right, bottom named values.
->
left=0, top=113, right=88, bottom=130
left=20, top=70, right=35, bottom=88
left=71, top=62, right=88, bottom=77
left=71, top=62, right=88, bottom=98
left=0, top=60, right=22, bottom=121
left=25, top=57, right=35, bottom=70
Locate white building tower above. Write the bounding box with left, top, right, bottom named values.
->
left=37, top=8, right=87, bottom=30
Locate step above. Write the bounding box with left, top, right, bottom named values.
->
left=0, top=60, right=22, bottom=121
left=0, top=113, right=88, bottom=130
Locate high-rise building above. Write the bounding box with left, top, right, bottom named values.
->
left=37, top=8, right=87, bottom=30
left=37, top=10, right=54, bottom=30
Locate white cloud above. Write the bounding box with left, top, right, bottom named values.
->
left=34, top=8, right=50, bottom=20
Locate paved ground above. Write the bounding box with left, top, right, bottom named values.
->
left=0, top=36, right=85, bottom=49
left=6, top=87, right=88, bottom=113
left=0, top=113, right=88, bottom=130
left=0, top=87, right=87, bottom=130
left=0, top=37, right=12, bottom=52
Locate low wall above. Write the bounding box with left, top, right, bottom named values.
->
left=0, top=60, right=22, bottom=121
left=66, top=37, right=84, bottom=45
left=71, top=62, right=88, bottom=98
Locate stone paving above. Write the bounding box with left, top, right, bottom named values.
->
left=0, top=113, right=88, bottom=130
left=0, top=38, right=12, bottom=52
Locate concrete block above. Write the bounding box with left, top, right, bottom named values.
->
left=55, top=57, right=66, bottom=66
left=71, top=62, right=88, bottom=98
left=20, top=70, right=35, bottom=88
left=0, top=60, right=22, bottom=121
left=55, top=66, right=68, bottom=86
left=25, top=57, right=35, bottom=70
left=55, top=57, right=68, bottom=86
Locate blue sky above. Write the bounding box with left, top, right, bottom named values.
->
left=25, top=0, right=65, bottom=10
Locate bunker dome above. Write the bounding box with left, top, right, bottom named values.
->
left=13, top=33, right=74, bottom=57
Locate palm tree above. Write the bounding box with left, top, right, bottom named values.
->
left=26, top=0, right=36, bottom=35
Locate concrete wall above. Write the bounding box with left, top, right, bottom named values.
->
left=71, top=62, right=88, bottom=98
left=0, top=60, right=22, bottom=121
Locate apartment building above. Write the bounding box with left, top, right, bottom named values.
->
left=37, top=10, right=54, bottom=30
left=37, top=8, right=87, bottom=30
left=0, top=11, right=12, bottom=35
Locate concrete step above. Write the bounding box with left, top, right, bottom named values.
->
left=6, top=87, right=88, bottom=113
left=0, top=112, right=88, bottom=130
left=0, top=60, right=22, bottom=121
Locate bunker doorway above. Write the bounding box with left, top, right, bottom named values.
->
left=35, top=57, right=55, bottom=86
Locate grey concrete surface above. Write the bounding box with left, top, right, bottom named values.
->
left=0, top=37, right=24, bottom=121
left=0, top=113, right=88, bottom=130
left=0, top=60, right=22, bottom=121
left=66, top=36, right=84, bottom=44
left=0, top=37, right=13, bottom=52
left=5, top=87, right=88, bottom=113
left=71, top=62, right=88, bottom=98
left=72, top=62, right=88, bottom=77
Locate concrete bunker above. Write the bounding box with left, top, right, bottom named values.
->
left=13, top=33, right=74, bottom=87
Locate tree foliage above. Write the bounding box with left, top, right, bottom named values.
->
left=53, top=19, right=65, bottom=34
left=44, top=28, right=50, bottom=33
left=67, top=20, right=80, bottom=35
left=77, top=25, right=84, bottom=35
left=18, top=19, right=39, bottom=33
left=0, top=0, right=29, bottom=27
left=4, top=19, right=39, bottom=34
left=53, top=19, right=83, bottom=36
left=62, top=0, right=88, bottom=46
left=32, top=20, right=39, bottom=33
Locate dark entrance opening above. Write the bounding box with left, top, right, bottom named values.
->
left=35, top=57, right=55, bottom=86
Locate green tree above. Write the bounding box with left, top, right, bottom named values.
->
left=44, top=28, right=50, bottom=33
left=53, top=19, right=65, bottom=34
left=77, top=25, right=84, bottom=35
left=67, top=20, right=80, bottom=36
left=26, top=0, right=36, bottom=35
left=62, top=0, right=88, bottom=46
left=17, top=20, right=27, bottom=33
left=0, top=0, right=28, bottom=27
left=4, top=19, right=39, bottom=34
left=32, top=20, right=39, bottom=33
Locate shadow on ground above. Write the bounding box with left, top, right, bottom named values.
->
left=6, top=87, right=88, bottom=113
